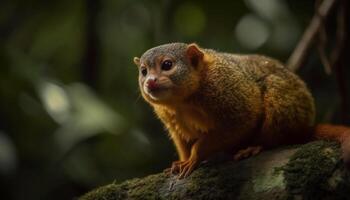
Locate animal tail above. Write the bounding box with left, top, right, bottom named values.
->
left=312, top=124, right=350, bottom=167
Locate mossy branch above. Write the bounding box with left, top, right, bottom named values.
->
left=79, top=141, right=350, bottom=200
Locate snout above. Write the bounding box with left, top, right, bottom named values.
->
left=142, top=76, right=173, bottom=101
left=146, top=78, right=159, bottom=91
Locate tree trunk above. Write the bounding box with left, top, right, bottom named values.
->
left=79, top=141, right=350, bottom=200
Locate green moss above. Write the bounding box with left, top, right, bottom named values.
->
left=79, top=182, right=128, bottom=200
left=127, top=173, right=167, bottom=199
left=80, top=142, right=349, bottom=200
left=252, top=170, right=284, bottom=192
left=282, top=141, right=342, bottom=199
left=161, top=162, right=247, bottom=200
left=79, top=174, right=168, bottom=200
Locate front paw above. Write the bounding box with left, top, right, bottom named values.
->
left=164, top=160, right=182, bottom=175
left=164, top=159, right=199, bottom=178
left=178, top=158, right=198, bottom=179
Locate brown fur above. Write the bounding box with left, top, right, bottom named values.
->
left=134, top=43, right=350, bottom=178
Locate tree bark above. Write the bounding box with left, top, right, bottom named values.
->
left=79, top=141, right=350, bottom=200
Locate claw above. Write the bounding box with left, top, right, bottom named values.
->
left=182, top=160, right=197, bottom=178
left=234, top=146, right=263, bottom=161
left=171, top=161, right=181, bottom=174
left=178, top=158, right=198, bottom=179
left=163, top=168, right=171, bottom=174
left=164, top=160, right=183, bottom=175
left=166, top=157, right=200, bottom=179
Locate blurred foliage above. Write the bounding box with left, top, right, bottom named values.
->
left=0, top=0, right=349, bottom=199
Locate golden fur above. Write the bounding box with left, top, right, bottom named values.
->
left=134, top=43, right=350, bottom=178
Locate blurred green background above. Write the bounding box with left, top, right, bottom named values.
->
left=0, top=0, right=349, bottom=199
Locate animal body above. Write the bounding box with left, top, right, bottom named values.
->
left=134, top=43, right=350, bottom=178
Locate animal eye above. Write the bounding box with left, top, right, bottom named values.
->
left=140, top=67, right=147, bottom=76
left=161, top=60, right=173, bottom=71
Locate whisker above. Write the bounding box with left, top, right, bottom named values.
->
left=134, top=95, right=142, bottom=104
left=134, top=90, right=142, bottom=104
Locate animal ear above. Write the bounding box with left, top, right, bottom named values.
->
left=186, top=43, right=204, bottom=69
left=133, top=57, right=140, bottom=66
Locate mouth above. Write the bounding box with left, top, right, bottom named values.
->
left=144, top=86, right=171, bottom=101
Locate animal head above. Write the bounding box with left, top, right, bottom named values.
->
left=133, top=43, right=209, bottom=105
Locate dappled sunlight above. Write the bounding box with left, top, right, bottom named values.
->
left=235, top=14, right=270, bottom=50
left=39, top=81, right=124, bottom=152
left=245, top=0, right=290, bottom=20
left=40, top=81, right=71, bottom=124
left=236, top=0, right=301, bottom=52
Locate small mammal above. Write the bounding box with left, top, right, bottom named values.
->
left=133, top=43, right=350, bottom=178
